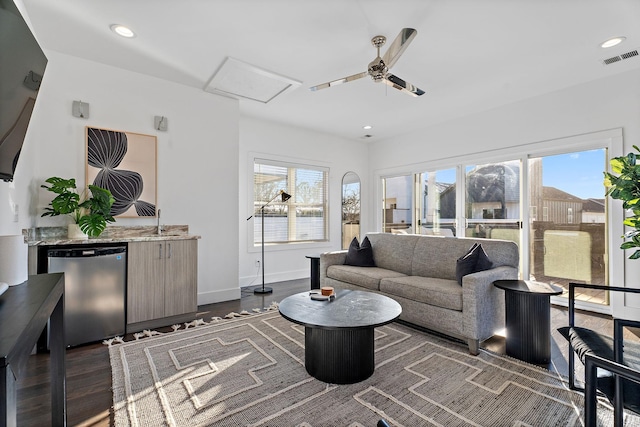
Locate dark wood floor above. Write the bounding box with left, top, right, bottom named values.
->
left=16, top=278, right=622, bottom=426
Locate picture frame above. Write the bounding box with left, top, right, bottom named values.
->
left=86, top=126, right=157, bottom=218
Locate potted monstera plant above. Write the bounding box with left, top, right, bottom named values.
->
left=604, top=145, right=640, bottom=259
left=41, top=177, right=116, bottom=238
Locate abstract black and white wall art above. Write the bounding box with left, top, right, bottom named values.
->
left=86, top=127, right=157, bottom=217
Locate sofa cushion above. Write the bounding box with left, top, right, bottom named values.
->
left=327, top=265, right=406, bottom=290
left=380, top=276, right=463, bottom=311
left=366, top=233, right=420, bottom=275
left=344, top=236, right=375, bottom=267
left=411, top=235, right=518, bottom=280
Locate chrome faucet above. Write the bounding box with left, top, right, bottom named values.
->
left=157, top=208, right=162, bottom=235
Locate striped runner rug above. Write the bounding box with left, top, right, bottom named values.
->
left=109, top=308, right=639, bottom=426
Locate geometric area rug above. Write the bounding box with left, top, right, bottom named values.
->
left=109, top=309, right=640, bottom=427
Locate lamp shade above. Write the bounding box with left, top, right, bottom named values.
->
left=0, top=235, right=28, bottom=286
left=281, top=191, right=291, bottom=202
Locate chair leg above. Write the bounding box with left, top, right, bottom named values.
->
left=614, top=375, right=623, bottom=427
left=585, top=357, right=598, bottom=427
left=568, top=343, right=578, bottom=390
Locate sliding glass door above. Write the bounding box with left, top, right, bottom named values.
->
left=464, top=160, right=522, bottom=246
left=417, top=168, right=457, bottom=236
left=382, top=175, right=413, bottom=233
left=528, top=149, right=608, bottom=304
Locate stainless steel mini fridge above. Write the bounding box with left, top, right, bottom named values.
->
left=47, top=245, right=127, bottom=347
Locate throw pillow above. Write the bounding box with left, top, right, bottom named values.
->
left=455, top=243, right=479, bottom=285
left=455, top=243, right=494, bottom=285
left=344, top=236, right=376, bottom=267
left=475, top=244, right=494, bottom=272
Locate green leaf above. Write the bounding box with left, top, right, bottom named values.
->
left=610, top=158, right=624, bottom=174
left=41, top=177, right=77, bottom=194
left=86, top=185, right=115, bottom=220
left=620, top=241, right=638, bottom=250
left=50, top=192, right=80, bottom=215
left=78, top=214, right=108, bottom=238
left=630, top=250, right=640, bottom=260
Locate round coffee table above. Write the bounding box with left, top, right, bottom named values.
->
left=493, top=280, right=563, bottom=365
left=279, top=289, right=401, bottom=384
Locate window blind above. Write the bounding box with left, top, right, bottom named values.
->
left=253, top=159, right=328, bottom=245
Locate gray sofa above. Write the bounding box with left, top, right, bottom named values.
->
left=320, top=232, right=519, bottom=354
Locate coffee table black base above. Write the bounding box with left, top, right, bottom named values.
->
left=305, top=326, right=374, bottom=384
left=253, top=286, right=273, bottom=294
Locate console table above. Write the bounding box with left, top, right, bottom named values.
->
left=0, top=273, right=66, bottom=427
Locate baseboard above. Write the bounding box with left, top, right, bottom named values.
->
left=197, top=287, right=241, bottom=305
left=126, top=312, right=196, bottom=334
left=239, top=269, right=307, bottom=287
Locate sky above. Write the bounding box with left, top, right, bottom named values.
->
left=540, top=149, right=606, bottom=200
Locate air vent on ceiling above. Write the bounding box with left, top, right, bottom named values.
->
left=204, top=57, right=302, bottom=103
left=602, top=49, right=639, bottom=65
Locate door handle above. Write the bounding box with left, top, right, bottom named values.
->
left=159, top=243, right=163, bottom=259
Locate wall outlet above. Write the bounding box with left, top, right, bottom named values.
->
left=255, top=259, right=261, bottom=267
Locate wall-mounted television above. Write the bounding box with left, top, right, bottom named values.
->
left=0, top=0, right=47, bottom=182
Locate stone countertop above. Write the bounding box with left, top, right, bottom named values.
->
left=26, top=225, right=200, bottom=246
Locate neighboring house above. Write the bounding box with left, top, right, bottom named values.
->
left=582, top=198, right=606, bottom=224
left=540, top=186, right=584, bottom=224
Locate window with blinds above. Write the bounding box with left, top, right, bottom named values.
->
left=253, top=159, right=329, bottom=245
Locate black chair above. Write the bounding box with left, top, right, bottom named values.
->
left=557, top=283, right=640, bottom=427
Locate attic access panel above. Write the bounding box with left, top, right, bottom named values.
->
left=204, top=57, right=301, bottom=103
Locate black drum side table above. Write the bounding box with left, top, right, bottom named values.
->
left=305, top=254, right=321, bottom=290
left=493, top=280, right=563, bottom=365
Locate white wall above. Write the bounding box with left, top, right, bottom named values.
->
left=0, top=51, right=240, bottom=305
left=239, top=117, right=368, bottom=287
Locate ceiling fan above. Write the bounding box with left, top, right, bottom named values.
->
left=310, top=28, right=425, bottom=97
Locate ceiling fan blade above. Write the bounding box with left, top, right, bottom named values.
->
left=382, top=28, right=417, bottom=70
left=384, top=73, right=425, bottom=97
left=309, top=71, right=368, bottom=91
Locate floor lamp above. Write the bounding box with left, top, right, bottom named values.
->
left=247, top=190, right=291, bottom=294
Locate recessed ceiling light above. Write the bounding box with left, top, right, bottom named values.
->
left=600, top=36, right=626, bottom=48
left=363, top=125, right=372, bottom=130
left=110, top=24, right=135, bottom=38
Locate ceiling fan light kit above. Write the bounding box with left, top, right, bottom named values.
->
left=310, top=28, right=424, bottom=97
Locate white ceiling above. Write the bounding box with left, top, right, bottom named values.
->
left=21, top=0, right=640, bottom=142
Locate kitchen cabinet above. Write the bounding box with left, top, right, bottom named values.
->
left=127, top=239, right=197, bottom=325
